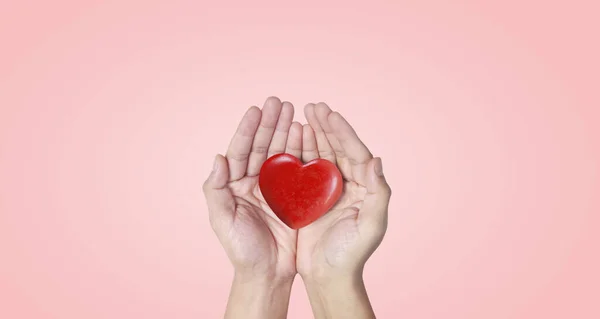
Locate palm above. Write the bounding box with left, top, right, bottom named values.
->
left=203, top=97, right=303, bottom=279
left=297, top=179, right=367, bottom=273
left=205, top=98, right=390, bottom=282
left=225, top=176, right=297, bottom=277
left=296, top=103, right=390, bottom=277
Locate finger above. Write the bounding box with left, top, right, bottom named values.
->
left=247, top=97, right=283, bottom=176
left=304, top=103, right=336, bottom=163
left=328, top=111, right=373, bottom=185
left=314, top=103, right=353, bottom=179
left=267, top=101, right=294, bottom=158
left=302, top=124, right=319, bottom=162
left=285, top=121, right=303, bottom=158
left=359, top=157, right=391, bottom=231
left=203, top=154, right=235, bottom=230
left=226, top=106, right=262, bottom=181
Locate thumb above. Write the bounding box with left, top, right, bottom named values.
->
left=203, top=154, right=235, bottom=228
left=360, top=157, right=392, bottom=228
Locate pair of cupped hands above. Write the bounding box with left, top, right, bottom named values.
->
left=203, top=97, right=392, bottom=318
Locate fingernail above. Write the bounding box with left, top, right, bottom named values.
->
left=374, top=157, right=384, bottom=176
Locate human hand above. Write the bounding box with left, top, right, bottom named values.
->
left=202, top=97, right=303, bottom=318
left=296, top=102, right=392, bottom=318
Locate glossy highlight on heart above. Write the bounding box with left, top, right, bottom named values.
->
left=258, top=153, right=343, bottom=229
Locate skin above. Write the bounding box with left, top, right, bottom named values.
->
left=203, top=97, right=300, bottom=319
left=203, top=97, right=391, bottom=319
left=297, top=102, right=391, bottom=319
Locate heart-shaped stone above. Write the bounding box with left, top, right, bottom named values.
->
left=259, top=153, right=343, bottom=229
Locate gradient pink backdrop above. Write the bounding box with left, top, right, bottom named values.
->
left=1, top=1, right=599, bottom=318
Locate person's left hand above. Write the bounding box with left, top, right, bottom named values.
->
left=296, top=102, right=392, bottom=281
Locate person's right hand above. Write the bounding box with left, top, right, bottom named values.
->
left=202, top=97, right=302, bottom=282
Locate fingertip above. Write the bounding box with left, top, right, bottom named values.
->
left=366, top=157, right=387, bottom=191
left=236, top=106, right=262, bottom=137
left=301, top=124, right=319, bottom=162
left=286, top=121, right=304, bottom=158
left=265, top=96, right=282, bottom=105
left=205, top=154, right=226, bottom=189
left=290, top=121, right=302, bottom=134
left=282, top=101, right=294, bottom=111
left=328, top=111, right=343, bottom=126
left=328, top=110, right=341, bottom=118
left=247, top=105, right=261, bottom=114
left=315, top=102, right=332, bottom=115
left=210, top=154, right=223, bottom=176
left=261, top=98, right=283, bottom=124
left=280, top=102, right=294, bottom=120
left=245, top=105, right=262, bottom=122
left=302, top=123, right=315, bottom=137
left=217, top=153, right=228, bottom=164
left=212, top=154, right=220, bottom=172
left=304, top=103, right=316, bottom=118
left=315, top=103, right=333, bottom=128
left=302, top=124, right=317, bottom=150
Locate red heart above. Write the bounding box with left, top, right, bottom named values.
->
left=259, top=153, right=343, bottom=229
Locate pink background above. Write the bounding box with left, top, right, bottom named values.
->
left=1, top=1, right=599, bottom=318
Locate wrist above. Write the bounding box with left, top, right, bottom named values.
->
left=226, top=271, right=295, bottom=319
left=301, top=269, right=364, bottom=292
left=299, top=263, right=364, bottom=285
left=233, top=270, right=295, bottom=288
left=301, top=271, right=375, bottom=319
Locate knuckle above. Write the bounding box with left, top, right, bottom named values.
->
left=252, top=145, right=269, bottom=154
left=287, top=144, right=301, bottom=151
left=268, top=148, right=285, bottom=157
left=266, top=96, right=281, bottom=104
left=228, top=152, right=249, bottom=162
left=315, top=102, right=329, bottom=109
left=335, top=151, right=346, bottom=159
left=319, top=149, right=334, bottom=157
